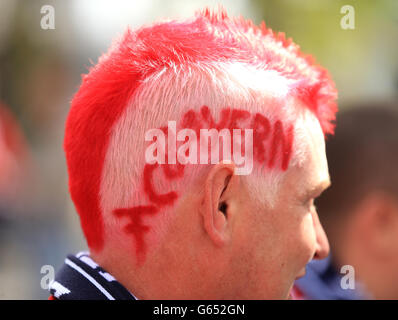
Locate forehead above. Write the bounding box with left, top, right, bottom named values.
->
left=285, top=110, right=330, bottom=194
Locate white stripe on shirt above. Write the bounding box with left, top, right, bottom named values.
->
left=65, top=258, right=115, bottom=300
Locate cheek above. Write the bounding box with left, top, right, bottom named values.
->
left=293, top=212, right=317, bottom=264
left=278, top=209, right=317, bottom=276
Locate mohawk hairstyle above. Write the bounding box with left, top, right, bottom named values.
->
left=64, top=7, right=337, bottom=252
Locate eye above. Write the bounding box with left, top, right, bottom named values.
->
left=311, top=198, right=320, bottom=213
left=311, top=202, right=317, bottom=213
left=304, top=198, right=316, bottom=211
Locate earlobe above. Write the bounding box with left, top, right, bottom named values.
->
left=201, top=162, right=236, bottom=247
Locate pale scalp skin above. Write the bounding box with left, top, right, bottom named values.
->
left=99, top=63, right=309, bottom=256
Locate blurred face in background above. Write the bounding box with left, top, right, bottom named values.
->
left=314, top=105, right=398, bottom=300
left=332, top=191, right=398, bottom=299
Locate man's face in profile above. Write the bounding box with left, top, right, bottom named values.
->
left=232, top=113, right=331, bottom=299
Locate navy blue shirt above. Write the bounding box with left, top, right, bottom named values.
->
left=294, top=255, right=370, bottom=300
left=49, top=251, right=137, bottom=300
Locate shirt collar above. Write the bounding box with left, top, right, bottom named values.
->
left=49, top=251, right=137, bottom=300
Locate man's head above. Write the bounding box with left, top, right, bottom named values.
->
left=315, top=102, right=398, bottom=299
left=64, top=8, right=337, bottom=299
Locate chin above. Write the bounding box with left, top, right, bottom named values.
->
left=286, top=284, right=296, bottom=300
left=283, top=279, right=295, bottom=300
left=281, top=285, right=292, bottom=300
left=271, top=283, right=293, bottom=300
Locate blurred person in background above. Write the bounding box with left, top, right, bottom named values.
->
left=49, top=8, right=337, bottom=300
left=0, top=102, right=30, bottom=205
left=295, top=102, right=398, bottom=300
left=0, top=0, right=86, bottom=298
left=0, top=101, right=31, bottom=296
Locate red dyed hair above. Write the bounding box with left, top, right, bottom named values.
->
left=64, top=7, right=337, bottom=252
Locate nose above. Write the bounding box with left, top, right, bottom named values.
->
left=311, top=210, right=330, bottom=260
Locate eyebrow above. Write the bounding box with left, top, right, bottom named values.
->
left=304, top=178, right=331, bottom=199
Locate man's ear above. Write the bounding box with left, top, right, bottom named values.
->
left=200, top=162, right=237, bottom=247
